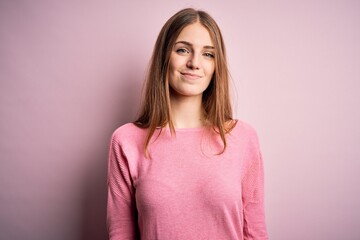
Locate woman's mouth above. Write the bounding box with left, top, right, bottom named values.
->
left=180, top=72, right=202, bottom=80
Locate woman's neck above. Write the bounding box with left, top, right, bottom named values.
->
left=170, top=95, right=205, bottom=129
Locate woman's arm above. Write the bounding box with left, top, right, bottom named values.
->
left=242, top=132, right=268, bottom=239
left=107, top=135, right=138, bottom=240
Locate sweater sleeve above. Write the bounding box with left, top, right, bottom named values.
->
left=242, top=132, right=268, bottom=239
left=107, top=135, right=139, bottom=240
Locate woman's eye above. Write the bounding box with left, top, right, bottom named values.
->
left=176, top=48, right=189, bottom=54
left=204, top=52, right=215, bottom=58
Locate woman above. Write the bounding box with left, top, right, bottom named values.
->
left=107, top=8, right=268, bottom=240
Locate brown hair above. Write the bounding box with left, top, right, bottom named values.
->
left=134, top=8, right=235, bottom=155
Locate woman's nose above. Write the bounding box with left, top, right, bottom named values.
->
left=186, top=53, right=200, bottom=70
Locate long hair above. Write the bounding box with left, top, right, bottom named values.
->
left=134, top=8, right=235, bottom=155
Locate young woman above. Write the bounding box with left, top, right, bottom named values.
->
left=107, top=8, right=268, bottom=240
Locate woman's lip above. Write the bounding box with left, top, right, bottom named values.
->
left=181, top=72, right=202, bottom=79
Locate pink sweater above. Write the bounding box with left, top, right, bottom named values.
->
left=107, top=120, right=268, bottom=239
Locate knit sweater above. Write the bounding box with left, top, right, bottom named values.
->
left=107, top=120, right=268, bottom=240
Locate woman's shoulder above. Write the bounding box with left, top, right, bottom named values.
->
left=230, top=119, right=258, bottom=133
left=230, top=119, right=260, bottom=142
left=111, top=122, right=147, bottom=143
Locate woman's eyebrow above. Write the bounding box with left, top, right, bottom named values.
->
left=174, top=41, right=214, bottom=49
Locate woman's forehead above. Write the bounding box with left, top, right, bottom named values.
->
left=175, top=22, right=214, bottom=48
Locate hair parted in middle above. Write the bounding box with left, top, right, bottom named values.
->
left=134, top=8, right=235, bottom=155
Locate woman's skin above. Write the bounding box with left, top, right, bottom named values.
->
left=168, top=22, right=215, bottom=129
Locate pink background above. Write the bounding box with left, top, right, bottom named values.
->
left=1, top=0, right=359, bottom=239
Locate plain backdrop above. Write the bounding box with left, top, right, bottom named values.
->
left=1, top=0, right=359, bottom=239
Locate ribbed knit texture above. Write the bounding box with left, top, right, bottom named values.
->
left=107, top=120, right=268, bottom=240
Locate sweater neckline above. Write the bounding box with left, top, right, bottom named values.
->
left=158, top=126, right=206, bottom=132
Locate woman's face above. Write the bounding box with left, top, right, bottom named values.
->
left=168, top=22, right=215, bottom=99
